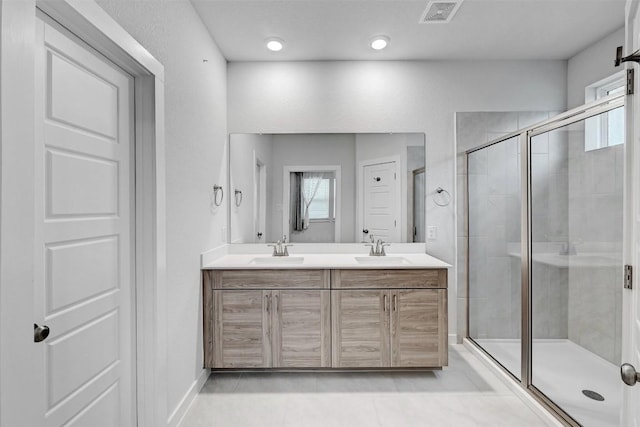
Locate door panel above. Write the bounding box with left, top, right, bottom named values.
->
left=63, top=383, right=120, bottom=427
left=34, top=17, right=134, bottom=427
left=48, top=52, right=118, bottom=138
left=272, top=290, right=331, bottom=368
left=391, top=289, right=447, bottom=367
left=46, top=150, right=118, bottom=216
left=332, top=290, right=390, bottom=368
left=46, top=236, right=118, bottom=313
left=363, top=161, right=399, bottom=242
left=214, top=290, right=270, bottom=368
left=47, top=311, right=119, bottom=407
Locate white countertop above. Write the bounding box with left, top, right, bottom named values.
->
left=202, top=252, right=451, bottom=270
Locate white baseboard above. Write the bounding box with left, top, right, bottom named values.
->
left=463, top=339, right=562, bottom=427
left=168, top=369, right=211, bottom=427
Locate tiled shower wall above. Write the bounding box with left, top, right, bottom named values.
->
left=456, top=111, right=563, bottom=342
left=567, top=127, right=623, bottom=364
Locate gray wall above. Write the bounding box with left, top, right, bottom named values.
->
left=95, top=0, right=228, bottom=420
left=230, top=134, right=273, bottom=243
left=567, top=27, right=624, bottom=109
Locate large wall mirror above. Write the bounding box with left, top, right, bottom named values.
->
left=229, top=133, right=426, bottom=244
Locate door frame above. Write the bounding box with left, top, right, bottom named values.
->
left=0, top=1, right=166, bottom=426
left=623, top=0, right=639, bottom=424
left=356, top=155, right=402, bottom=243
left=282, top=165, right=342, bottom=243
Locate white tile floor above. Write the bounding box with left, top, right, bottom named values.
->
left=476, top=339, right=621, bottom=427
left=179, top=344, right=550, bottom=427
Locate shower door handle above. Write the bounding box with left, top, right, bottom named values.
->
left=621, top=363, right=640, bottom=386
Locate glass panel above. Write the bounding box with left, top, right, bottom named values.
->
left=468, top=135, right=521, bottom=379
left=607, top=106, right=624, bottom=147
left=305, top=177, right=331, bottom=219
left=530, top=115, right=623, bottom=426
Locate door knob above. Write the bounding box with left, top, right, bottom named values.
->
left=34, top=323, right=50, bottom=343
left=363, top=229, right=369, bottom=234
left=621, top=363, right=640, bottom=386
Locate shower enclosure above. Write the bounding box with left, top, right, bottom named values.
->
left=466, top=94, right=625, bottom=426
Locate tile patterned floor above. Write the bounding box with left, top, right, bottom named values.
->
left=179, top=344, right=549, bottom=427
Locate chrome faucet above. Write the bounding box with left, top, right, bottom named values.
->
left=268, top=239, right=292, bottom=256
left=365, top=238, right=390, bottom=256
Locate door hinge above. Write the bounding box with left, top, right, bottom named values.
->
left=628, top=69, right=635, bottom=95
left=624, top=265, right=633, bottom=290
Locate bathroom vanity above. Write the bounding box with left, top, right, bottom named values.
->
left=202, top=253, right=449, bottom=370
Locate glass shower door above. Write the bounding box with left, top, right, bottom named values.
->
left=467, top=135, right=522, bottom=379
left=529, top=108, right=624, bottom=426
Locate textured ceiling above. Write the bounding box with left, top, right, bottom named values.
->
left=190, top=0, right=625, bottom=62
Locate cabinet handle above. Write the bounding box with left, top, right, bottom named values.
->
left=383, top=294, right=387, bottom=312
left=275, top=294, right=279, bottom=313
left=393, top=294, right=397, bottom=312
left=265, top=294, right=270, bottom=313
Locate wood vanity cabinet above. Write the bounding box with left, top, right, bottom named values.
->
left=203, top=267, right=448, bottom=370
left=331, top=269, right=448, bottom=368
left=203, top=270, right=331, bottom=369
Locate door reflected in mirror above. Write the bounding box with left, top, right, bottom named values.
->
left=229, top=133, right=425, bottom=244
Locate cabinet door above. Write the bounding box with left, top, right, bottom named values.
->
left=332, top=290, right=390, bottom=368
left=272, top=290, right=331, bottom=368
left=390, top=289, right=447, bottom=367
left=213, top=290, right=271, bottom=368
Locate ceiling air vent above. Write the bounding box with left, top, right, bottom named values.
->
left=420, top=0, right=464, bottom=24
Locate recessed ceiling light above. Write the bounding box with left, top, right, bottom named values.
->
left=370, top=36, right=390, bottom=51
left=266, top=38, right=284, bottom=52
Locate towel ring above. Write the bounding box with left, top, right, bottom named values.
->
left=234, top=189, right=243, bottom=207
left=213, top=185, right=224, bottom=206
left=433, top=187, right=451, bottom=207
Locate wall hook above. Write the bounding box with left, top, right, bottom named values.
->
left=213, top=185, right=224, bottom=206
left=615, top=46, right=640, bottom=66
left=234, top=189, right=243, bottom=207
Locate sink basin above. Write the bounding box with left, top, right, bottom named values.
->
left=354, top=256, right=411, bottom=265
left=249, top=256, right=304, bottom=265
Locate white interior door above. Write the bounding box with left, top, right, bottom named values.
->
left=362, top=161, right=401, bottom=242
left=623, top=2, right=640, bottom=425
left=33, top=16, right=135, bottom=427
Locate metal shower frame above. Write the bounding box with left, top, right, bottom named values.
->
left=464, top=93, right=626, bottom=427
